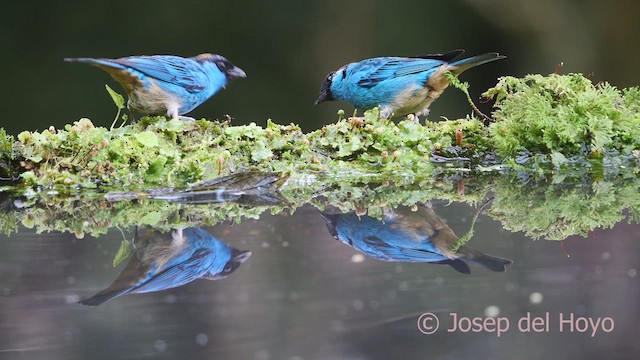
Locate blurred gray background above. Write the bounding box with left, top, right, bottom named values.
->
left=1, top=0, right=638, bottom=134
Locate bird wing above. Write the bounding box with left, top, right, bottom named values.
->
left=360, top=235, right=446, bottom=262
left=112, top=56, right=209, bottom=93
left=131, top=248, right=214, bottom=293
left=356, top=57, right=448, bottom=89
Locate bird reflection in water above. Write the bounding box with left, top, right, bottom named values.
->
left=80, top=227, right=251, bottom=306
left=321, top=203, right=512, bottom=273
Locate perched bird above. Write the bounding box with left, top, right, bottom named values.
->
left=79, top=227, right=251, bottom=306
left=64, top=53, right=246, bottom=121
left=315, top=50, right=504, bottom=120
left=321, top=204, right=512, bottom=273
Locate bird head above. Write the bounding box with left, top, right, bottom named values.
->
left=204, top=249, right=252, bottom=280
left=320, top=212, right=341, bottom=239
left=194, top=53, right=247, bottom=82
left=315, top=70, right=337, bottom=105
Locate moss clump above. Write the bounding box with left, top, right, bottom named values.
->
left=485, top=74, right=640, bottom=157
left=4, top=109, right=484, bottom=191
left=0, top=128, right=17, bottom=179
left=12, top=117, right=311, bottom=190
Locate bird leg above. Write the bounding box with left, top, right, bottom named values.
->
left=378, top=106, right=393, bottom=119
left=167, top=107, right=195, bottom=122
left=126, top=101, right=137, bottom=123
left=414, top=108, right=431, bottom=123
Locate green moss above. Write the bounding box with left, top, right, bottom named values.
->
left=485, top=74, right=640, bottom=157
left=0, top=128, right=17, bottom=179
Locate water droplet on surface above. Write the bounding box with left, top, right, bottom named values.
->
left=65, top=294, right=80, bottom=304
left=153, top=340, right=167, bottom=352
left=397, top=281, right=409, bottom=291
left=485, top=305, right=500, bottom=317
left=195, top=333, right=208, bottom=346
left=529, top=292, right=543, bottom=304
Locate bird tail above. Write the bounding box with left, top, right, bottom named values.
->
left=448, top=53, right=505, bottom=75
left=64, top=57, right=126, bottom=70
left=443, top=259, right=471, bottom=274
left=458, top=246, right=513, bottom=272
left=78, top=287, right=131, bottom=306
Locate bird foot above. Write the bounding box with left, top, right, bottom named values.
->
left=177, top=115, right=196, bottom=122
left=378, top=107, right=393, bottom=119
left=406, top=114, right=420, bottom=124
left=171, top=228, right=184, bottom=243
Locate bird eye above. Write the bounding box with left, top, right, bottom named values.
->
left=340, top=68, right=347, bottom=80
left=215, top=60, right=230, bottom=70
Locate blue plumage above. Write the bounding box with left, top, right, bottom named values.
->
left=65, top=53, right=246, bottom=121
left=321, top=204, right=512, bottom=273
left=316, top=50, right=504, bottom=119
left=79, top=227, right=251, bottom=306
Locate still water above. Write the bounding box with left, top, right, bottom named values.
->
left=1, top=178, right=639, bottom=360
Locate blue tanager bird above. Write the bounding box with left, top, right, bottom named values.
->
left=79, top=227, right=251, bottom=306
left=321, top=204, right=512, bottom=273
left=315, top=49, right=505, bottom=120
left=64, top=53, right=246, bottom=121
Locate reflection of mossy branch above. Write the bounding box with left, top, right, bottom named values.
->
left=487, top=176, right=640, bottom=240
left=451, top=196, right=494, bottom=252
left=2, top=170, right=638, bottom=242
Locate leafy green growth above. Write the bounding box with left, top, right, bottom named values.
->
left=106, top=84, right=127, bottom=130
left=113, top=239, right=133, bottom=267
left=0, top=128, right=16, bottom=179
left=485, top=74, right=640, bottom=157
left=445, top=71, right=490, bottom=122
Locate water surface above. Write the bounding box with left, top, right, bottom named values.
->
left=1, top=192, right=638, bottom=359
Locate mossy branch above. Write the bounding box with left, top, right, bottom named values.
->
left=0, top=73, right=638, bottom=192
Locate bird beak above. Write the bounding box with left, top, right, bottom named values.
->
left=319, top=213, right=339, bottom=239
left=315, top=91, right=328, bottom=105
left=233, top=249, right=252, bottom=263
left=227, top=66, right=247, bottom=79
